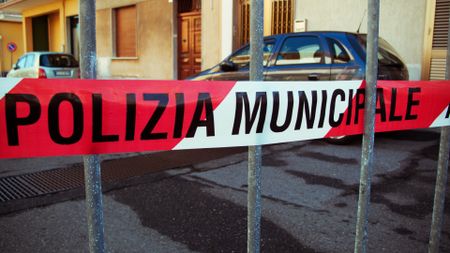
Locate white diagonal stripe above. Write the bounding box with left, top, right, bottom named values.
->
left=0, top=78, right=22, bottom=100
left=430, top=106, right=450, bottom=128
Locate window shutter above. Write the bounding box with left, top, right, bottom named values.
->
left=115, top=5, right=137, bottom=57
left=271, top=0, right=293, bottom=35
left=432, top=0, right=450, bottom=48
left=429, top=0, right=449, bottom=80
left=240, top=0, right=250, bottom=45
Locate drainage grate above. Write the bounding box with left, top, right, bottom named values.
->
left=0, top=148, right=246, bottom=203
left=0, top=166, right=85, bottom=202
left=0, top=155, right=155, bottom=203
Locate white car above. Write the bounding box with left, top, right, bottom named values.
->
left=7, top=52, right=79, bottom=79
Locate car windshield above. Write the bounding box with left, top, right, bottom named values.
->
left=228, top=40, right=275, bottom=68
left=40, top=54, right=79, bottom=68
left=356, top=35, right=404, bottom=66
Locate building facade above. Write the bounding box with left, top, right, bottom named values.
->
left=0, top=0, right=447, bottom=80
left=0, top=0, right=79, bottom=59
left=95, top=0, right=297, bottom=79
left=293, top=0, right=446, bottom=81
left=0, top=12, right=23, bottom=75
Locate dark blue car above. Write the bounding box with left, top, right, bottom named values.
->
left=188, top=31, right=408, bottom=82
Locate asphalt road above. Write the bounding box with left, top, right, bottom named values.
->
left=0, top=129, right=449, bottom=252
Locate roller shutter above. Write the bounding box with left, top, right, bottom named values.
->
left=429, top=0, right=449, bottom=80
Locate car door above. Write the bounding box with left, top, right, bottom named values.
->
left=264, top=35, right=331, bottom=81
left=326, top=37, right=362, bottom=80
left=209, top=40, right=275, bottom=81
left=8, top=55, right=27, bottom=77
left=22, top=54, right=37, bottom=78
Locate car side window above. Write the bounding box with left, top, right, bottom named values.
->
left=16, top=56, right=26, bottom=69
left=25, top=54, right=35, bottom=68
left=327, top=38, right=351, bottom=64
left=229, top=41, right=275, bottom=68
left=229, top=46, right=250, bottom=68
left=276, top=36, right=323, bottom=65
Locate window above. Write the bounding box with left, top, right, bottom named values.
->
left=432, top=0, right=450, bottom=49
left=240, top=0, right=294, bottom=45
left=327, top=38, right=351, bottom=64
left=40, top=54, right=79, bottom=68
left=276, top=36, right=323, bottom=65
left=229, top=41, right=275, bottom=69
left=114, top=5, right=137, bottom=57
left=357, top=35, right=404, bottom=66
left=16, top=56, right=26, bottom=69
left=429, top=0, right=450, bottom=79
left=25, top=54, right=35, bottom=68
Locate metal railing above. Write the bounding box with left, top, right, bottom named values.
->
left=76, top=0, right=449, bottom=252
left=428, top=11, right=450, bottom=252
left=247, top=1, right=264, bottom=252
left=80, top=1, right=105, bottom=252
left=354, top=0, right=379, bottom=252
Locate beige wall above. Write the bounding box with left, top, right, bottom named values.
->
left=97, top=0, right=225, bottom=79
left=96, top=9, right=112, bottom=58
left=295, top=0, right=427, bottom=80
left=97, top=0, right=146, bottom=10
left=96, top=0, right=173, bottom=79
left=201, top=0, right=222, bottom=70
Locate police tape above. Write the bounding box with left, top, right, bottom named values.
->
left=0, top=78, right=449, bottom=158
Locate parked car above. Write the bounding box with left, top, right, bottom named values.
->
left=189, top=31, right=408, bottom=81
left=188, top=31, right=409, bottom=143
left=7, top=52, right=79, bottom=79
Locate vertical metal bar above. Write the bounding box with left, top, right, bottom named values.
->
left=172, top=0, right=178, bottom=80
left=83, top=155, right=105, bottom=253
left=354, top=0, right=379, bottom=253
left=248, top=0, right=264, bottom=252
left=79, top=0, right=105, bottom=252
left=428, top=10, right=450, bottom=253
left=428, top=127, right=450, bottom=253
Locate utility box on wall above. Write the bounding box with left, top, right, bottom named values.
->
left=294, top=19, right=307, bottom=32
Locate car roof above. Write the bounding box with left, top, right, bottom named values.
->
left=25, top=52, right=74, bottom=56
left=263, top=31, right=363, bottom=40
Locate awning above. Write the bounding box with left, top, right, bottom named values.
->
left=0, top=0, right=56, bottom=13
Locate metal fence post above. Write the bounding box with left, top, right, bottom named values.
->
left=354, top=0, right=379, bottom=252
left=428, top=126, right=450, bottom=253
left=248, top=0, right=264, bottom=252
left=80, top=0, right=106, bottom=252
left=428, top=12, right=450, bottom=253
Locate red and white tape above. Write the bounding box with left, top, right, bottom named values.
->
left=0, top=78, right=448, bottom=158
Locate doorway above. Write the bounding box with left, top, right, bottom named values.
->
left=177, top=0, right=201, bottom=80
left=32, top=15, right=49, bottom=51
left=68, top=16, right=80, bottom=60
